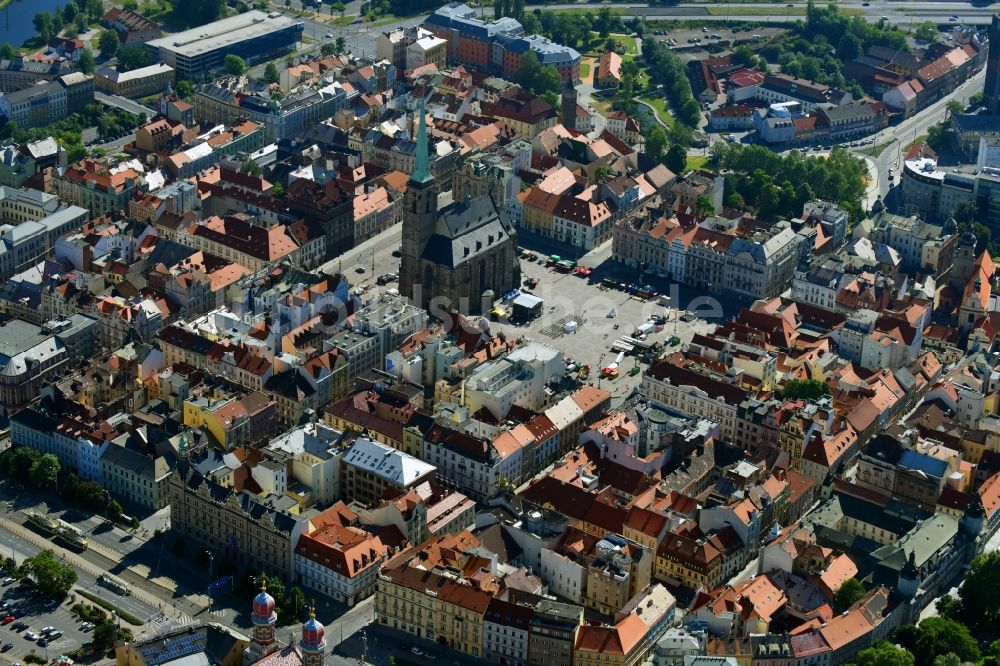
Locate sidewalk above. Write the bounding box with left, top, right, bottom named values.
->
left=859, top=155, right=881, bottom=213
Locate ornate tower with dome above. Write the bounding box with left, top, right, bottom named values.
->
left=245, top=576, right=280, bottom=665
left=299, top=605, right=326, bottom=666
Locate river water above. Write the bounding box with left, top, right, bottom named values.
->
left=0, top=0, right=76, bottom=48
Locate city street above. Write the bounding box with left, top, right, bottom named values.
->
left=851, top=69, right=985, bottom=202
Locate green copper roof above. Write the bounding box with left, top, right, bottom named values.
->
left=411, top=101, right=433, bottom=184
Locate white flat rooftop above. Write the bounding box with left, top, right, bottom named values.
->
left=146, top=11, right=300, bottom=58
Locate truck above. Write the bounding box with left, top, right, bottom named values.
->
left=634, top=322, right=656, bottom=337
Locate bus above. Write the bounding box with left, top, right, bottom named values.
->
left=98, top=574, right=130, bottom=596
left=55, top=520, right=88, bottom=551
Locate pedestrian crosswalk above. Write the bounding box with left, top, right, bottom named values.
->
left=146, top=610, right=194, bottom=633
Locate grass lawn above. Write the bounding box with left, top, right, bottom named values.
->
left=864, top=140, right=897, bottom=158
left=638, top=94, right=677, bottom=129
left=326, top=14, right=356, bottom=26
left=609, top=33, right=637, bottom=55
left=686, top=155, right=710, bottom=172
left=593, top=98, right=613, bottom=116
left=580, top=62, right=591, bottom=78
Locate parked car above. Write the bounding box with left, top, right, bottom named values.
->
left=1, top=643, right=12, bottom=652
left=411, top=648, right=425, bottom=657
left=1, top=617, right=13, bottom=625
left=23, top=632, right=36, bottom=641
left=2, top=579, right=13, bottom=586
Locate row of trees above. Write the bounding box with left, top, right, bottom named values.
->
left=0, top=448, right=60, bottom=490
left=641, top=38, right=701, bottom=127
left=0, top=447, right=137, bottom=529
left=520, top=8, right=624, bottom=50
left=848, top=552, right=1000, bottom=666
left=493, top=0, right=525, bottom=21
left=713, top=143, right=868, bottom=222
left=30, top=0, right=102, bottom=44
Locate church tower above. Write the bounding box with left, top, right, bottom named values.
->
left=245, top=575, right=280, bottom=665
left=399, top=101, right=439, bottom=307
left=299, top=604, right=326, bottom=666
left=562, top=79, right=578, bottom=130
left=897, top=550, right=919, bottom=599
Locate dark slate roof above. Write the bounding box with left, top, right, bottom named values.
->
left=146, top=239, right=198, bottom=268
left=182, top=469, right=299, bottom=535
left=421, top=194, right=515, bottom=268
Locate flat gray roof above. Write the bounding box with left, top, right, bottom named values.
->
left=146, top=11, right=300, bottom=58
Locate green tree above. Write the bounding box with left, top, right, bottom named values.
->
left=29, top=453, right=60, bottom=489
left=836, top=33, right=861, bottom=61
left=129, top=517, right=140, bottom=532
left=0, top=44, right=16, bottom=59
left=63, top=1, right=79, bottom=23
left=51, top=12, right=64, bottom=37
left=117, top=45, right=152, bottom=72
left=335, top=36, right=347, bottom=54
left=953, top=199, right=979, bottom=227
left=694, top=195, right=715, bottom=217
left=664, top=144, right=686, bottom=174
left=915, top=21, right=939, bottom=42
left=946, top=99, right=964, bottom=120
left=595, top=6, right=614, bottom=38
left=957, top=550, right=1000, bottom=633
left=781, top=379, right=831, bottom=400
left=512, top=0, right=524, bottom=21
left=176, top=79, right=195, bottom=100
left=77, top=48, right=95, bottom=74
left=493, top=0, right=501, bottom=20
left=926, top=122, right=950, bottom=153
left=84, top=0, right=102, bottom=20
left=92, top=621, right=117, bottom=651
left=897, top=618, right=980, bottom=666
left=224, top=54, right=246, bottom=76
left=264, top=62, right=279, bottom=84
left=173, top=0, right=224, bottom=28
left=934, top=595, right=961, bottom=621
left=321, top=42, right=337, bottom=56
left=931, top=655, right=960, bottom=666
left=243, top=158, right=262, bottom=177
left=332, top=1, right=346, bottom=18
left=832, top=577, right=865, bottom=613
left=971, top=92, right=985, bottom=108
left=33, top=13, right=53, bottom=42
left=74, top=11, right=88, bottom=32
left=98, top=29, right=119, bottom=58
left=2, top=446, right=40, bottom=478
left=854, top=641, right=915, bottom=666
left=646, top=126, right=667, bottom=162
left=107, top=499, right=123, bottom=522
left=281, top=585, right=306, bottom=624
left=18, top=550, right=77, bottom=599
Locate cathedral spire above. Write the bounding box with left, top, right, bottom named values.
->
left=412, top=100, right=433, bottom=185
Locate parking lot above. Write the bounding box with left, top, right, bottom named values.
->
left=490, top=251, right=718, bottom=406
left=0, top=581, right=93, bottom=666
